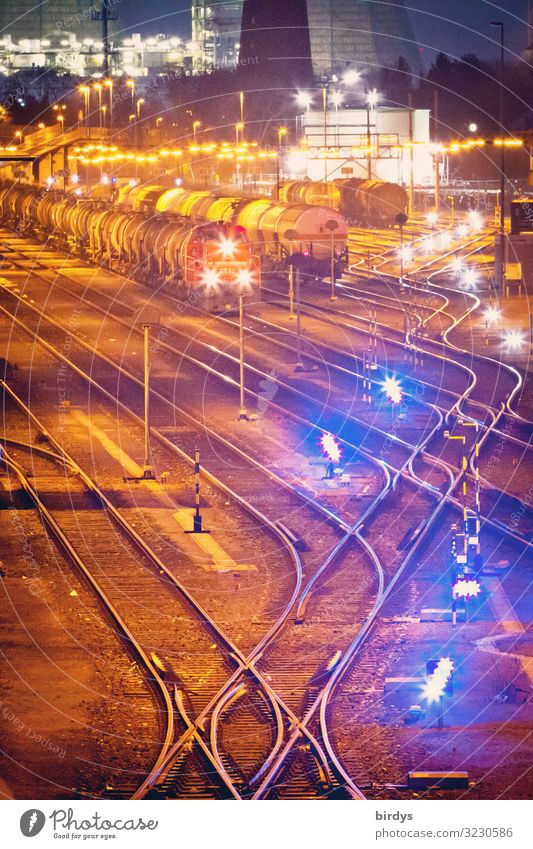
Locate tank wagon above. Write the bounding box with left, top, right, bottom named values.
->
left=0, top=182, right=258, bottom=311
left=124, top=184, right=348, bottom=273
left=278, top=179, right=409, bottom=228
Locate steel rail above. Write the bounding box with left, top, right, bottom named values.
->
left=1, top=380, right=294, bottom=800
left=2, top=291, right=527, bottom=551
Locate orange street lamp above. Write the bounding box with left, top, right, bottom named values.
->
left=104, top=78, right=113, bottom=127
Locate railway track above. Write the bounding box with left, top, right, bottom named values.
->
left=2, top=230, right=531, bottom=549
left=323, top=497, right=532, bottom=799
left=0, top=304, right=388, bottom=799
left=0, top=226, right=530, bottom=798
left=3, top=385, right=290, bottom=798
left=0, top=424, right=175, bottom=798
left=1, top=234, right=528, bottom=556
left=0, top=270, right=454, bottom=796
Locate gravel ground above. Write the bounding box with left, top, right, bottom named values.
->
left=0, top=481, right=164, bottom=799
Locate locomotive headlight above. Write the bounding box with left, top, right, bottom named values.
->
left=202, top=269, right=220, bottom=289
left=218, top=238, right=237, bottom=258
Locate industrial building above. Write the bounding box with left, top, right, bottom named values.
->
left=192, top=0, right=243, bottom=72
left=0, top=0, right=422, bottom=81
left=0, top=0, right=113, bottom=43
left=239, top=0, right=421, bottom=83
left=306, top=0, right=421, bottom=79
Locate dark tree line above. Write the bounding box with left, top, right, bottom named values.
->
left=1, top=50, right=532, bottom=162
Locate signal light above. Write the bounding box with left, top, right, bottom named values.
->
left=467, top=210, right=483, bottom=231
left=484, top=305, right=501, bottom=325
left=382, top=376, right=402, bottom=404
left=503, top=329, right=525, bottom=352
left=452, top=578, right=481, bottom=599
left=320, top=432, right=341, bottom=464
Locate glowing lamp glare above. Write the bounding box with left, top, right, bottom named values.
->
left=320, top=432, right=342, bottom=464
left=382, top=376, right=402, bottom=404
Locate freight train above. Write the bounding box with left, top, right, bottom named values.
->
left=0, top=181, right=348, bottom=311
left=277, top=179, right=409, bottom=228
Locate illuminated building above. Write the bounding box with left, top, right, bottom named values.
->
left=0, top=0, right=110, bottom=43
left=300, top=105, right=432, bottom=184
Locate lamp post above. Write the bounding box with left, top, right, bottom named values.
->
left=331, top=91, right=342, bottom=147
left=143, top=322, right=153, bottom=478
left=101, top=104, right=107, bottom=129
left=448, top=193, right=455, bottom=226
left=295, top=266, right=304, bottom=372
left=366, top=89, right=378, bottom=180
left=408, top=93, right=414, bottom=216
left=322, top=86, right=328, bottom=182
left=490, top=20, right=505, bottom=291
left=193, top=119, right=201, bottom=142
left=444, top=420, right=481, bottom=557
left=126, top=80, right=138, bottom=169
left=134, top=306, right=160, bottom=480
left=432, top=143, right=441, bottom=213
left=326, top=219, right=339, bottom=300
left=276, top=126, right=287, bottom=200
left=284, top=228, right=298, bottom=318
left=382, top=376, right=403, bottom=420
left=239, top=90, right=244, bottom=138
left=235, top=269, right=253, bottom=421
left=235, top=122, right=244, bottom=189
left=297, top=91, right=312, bottom=139
left=395, top=212, right=409, bottom=287
left=94, top=83, right=102, bottom=134
left=136, top=97, right=144, bottom=149
left=79, top=85, right=90, bottom=137
left=239, top=291, right=246, bottom=419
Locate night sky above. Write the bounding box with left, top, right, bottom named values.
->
left=120, top=0, right=530, bottom=64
